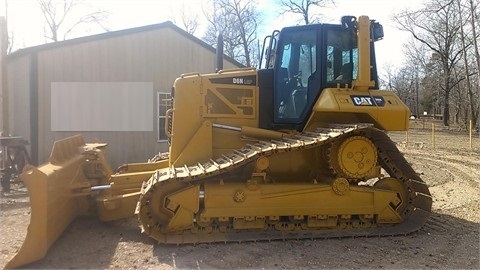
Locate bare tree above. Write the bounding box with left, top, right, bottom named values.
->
left=394, top=0, right=464, bottom=126
left=381, top=61, right=422, bottom=117
left=456, top=0, right=479, bottom=128
left=38, top=0, right=108, bottom=42
left=278, top=0, right=335, bottom=25
left=469, top=0, right=480, bottom=78
left=467, top=0, right=480, bottom=130
left=170, top=4, right=199, bottom=35
left=393, top=0, right=480, bottom=128
left=399, top=38, right=437, bottom=118
left=3, top=0, right=14, bottom=54
left=203, top=0, right=260, bottom=67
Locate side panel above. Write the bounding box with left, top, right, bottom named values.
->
left=305, top=88, right=410, bottom=131
left=169, top=69, right=259, bottom=166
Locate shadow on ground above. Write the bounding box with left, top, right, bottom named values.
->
left=15, top=211, right=479, bottom=269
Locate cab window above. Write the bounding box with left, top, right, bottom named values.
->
left=326, top=29, right=358, bottom=83
left=275, top=29, right=317, bottom=122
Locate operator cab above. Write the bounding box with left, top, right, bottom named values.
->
left=258, top=16, right=383, bottom=131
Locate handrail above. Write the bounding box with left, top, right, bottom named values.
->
left=217, top=67, right=257, bottom=74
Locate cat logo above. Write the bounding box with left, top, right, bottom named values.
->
left=351, top=96, right=375, bottom=106
left=350, top=95, right=386, bottom=107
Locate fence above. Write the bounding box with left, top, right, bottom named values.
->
left=399, top=119, right=478, bottom=150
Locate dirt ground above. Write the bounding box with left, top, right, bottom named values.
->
left=1, top=128, right=479, bottom=269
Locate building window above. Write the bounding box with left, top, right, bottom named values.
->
left=157, top=92, right=172, bottom=142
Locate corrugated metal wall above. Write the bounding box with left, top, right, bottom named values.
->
left=7, top=25, right=242, bottom=168
left=6, top=55, right=31, bottom=141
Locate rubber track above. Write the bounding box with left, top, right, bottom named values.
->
left=137, top=125, right=432, bottom=243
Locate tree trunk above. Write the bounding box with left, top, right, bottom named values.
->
left=443, top=89, right=450, bottom=126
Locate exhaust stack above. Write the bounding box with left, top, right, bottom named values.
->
left=216, top=32, right=224, bottom=72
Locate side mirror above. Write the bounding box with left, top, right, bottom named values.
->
left=371, top=21, right=384, bottom=41
left=341, top=16, right=357, bottom=29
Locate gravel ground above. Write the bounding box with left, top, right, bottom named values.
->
left=1, top=128, right=479, bottom=269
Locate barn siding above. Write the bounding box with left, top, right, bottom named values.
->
left=6, top=55, right=31, bottom=142
left=6, top=23, right=243, bottom=168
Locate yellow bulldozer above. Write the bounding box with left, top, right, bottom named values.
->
left=6, top=15, right=432, bottom=268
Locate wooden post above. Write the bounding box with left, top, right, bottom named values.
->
left=0, top=16, right=8, bottom=135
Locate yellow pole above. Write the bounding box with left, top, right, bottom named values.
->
left=432, top=123, right=435, bottom=149
left=469, top=120, right=472, bottom=149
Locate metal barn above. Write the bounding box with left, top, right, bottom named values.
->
left=3, top=21, right=243, bottom=167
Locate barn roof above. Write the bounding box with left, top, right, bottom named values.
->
left=7, top=21, right=244, bottom=67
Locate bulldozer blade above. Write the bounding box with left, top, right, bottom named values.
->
left=6, top=135, right=98, bottom=269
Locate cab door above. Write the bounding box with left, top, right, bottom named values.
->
left=273, top=28, right=319, bottom=127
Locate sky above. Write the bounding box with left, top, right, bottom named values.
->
left=1, top=0, right=424, bottom=68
